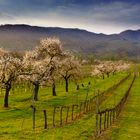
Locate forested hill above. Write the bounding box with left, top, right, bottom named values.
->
left=0, top=24, right=140, bottom=59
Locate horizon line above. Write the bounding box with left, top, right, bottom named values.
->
left=0, top=23, right=139, bottom=35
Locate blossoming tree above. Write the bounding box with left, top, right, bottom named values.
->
left=22, top=37, right=62, bottom=100
left=58, top=54, right=81, bottom=92
left=0, top=48, right=23, bottom=107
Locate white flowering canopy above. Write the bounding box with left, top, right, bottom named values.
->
left=37, top=37, right=62, bottom=58
left=0, top=48, right=22, bottom=86
left=57, top=53, right=81, bottom=80
left=92, top=60, right=130, bottom=77
left=22, top=37, right=63, bottom=85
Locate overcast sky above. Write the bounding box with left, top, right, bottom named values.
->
left=0, top=0, right=140, bottom=34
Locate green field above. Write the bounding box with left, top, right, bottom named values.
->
left=0, top=69, right=139, bottom=140
left=99, top=75, right=140, bottom=140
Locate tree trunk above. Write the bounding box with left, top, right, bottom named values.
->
left=102, top=74, right=105, bottom=79
left=107, top=73, right=109, bottom=78
left=4, top=83, right=11, bottom=107
left=52, top=82, right=56, bottom=96
left=33, top=82, right=39, bottom=101
left=76, top=85, right=79, bottom=90
left=65, top=78, right=68, bottom=92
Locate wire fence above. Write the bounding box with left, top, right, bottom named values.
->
left=25, top=73, right=131, bottom=130
left=0, top=74, right=132, bottom=131
left=95, top=74, right=136, bottom=137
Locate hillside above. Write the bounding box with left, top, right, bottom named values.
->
left=0, top=24, right=140, bottom=58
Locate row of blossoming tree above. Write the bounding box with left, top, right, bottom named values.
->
left=0, top=38, right=81, bottom=107
left=92, top=60, right=130, bottom=79
left=0, top=37, right=130, bottom=108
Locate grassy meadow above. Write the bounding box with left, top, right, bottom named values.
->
left=0, top=65, right=139, bottom=140
left=98, top=73, right=140, bottom=140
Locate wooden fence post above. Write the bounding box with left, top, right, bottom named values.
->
left=95, top=112, right=99, bottom=136
left=60, top=106, right=63, bottom=126
left=43, top=110, right=47, bottom=129
left=116, top=105, right=119, bottom=118
left=107, top=109, right=109, bottom=128
left=90, top=98, right=93, bottom=111
left=95, top=91, right=99, bottom=137
left=84, top=101, right=86, bottom=113
left=66, top=106, right=69, bottom=123
left=86, top=100, right=89, bottom=112
left=79, top=102, right=82, bottom=117
left=75, top=105, right=78, bottom=119
left=72, top=105, right=74, bottom=121
left=100, top=113, right=102, bottom=134
left=110, top=109, right=112, bottom=126
left=113, top=108, right=115, bottom=122
left=53, top=106, right=57, bottom=127
left=104, top=111, right=106, bottom=130
left=90, top=98, right=94, bottom=111
left=32, top=107, right=36, bottom=130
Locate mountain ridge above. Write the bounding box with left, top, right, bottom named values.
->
left=0, top=24, right=140, bottom=59
left=1, top=24, right=140, bottom=35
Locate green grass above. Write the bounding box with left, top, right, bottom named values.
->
left=100, top=75, right=140, bottom=140
left=0, top=71, right=132, bottom=140
left=99, top=75, right=133, bottom=110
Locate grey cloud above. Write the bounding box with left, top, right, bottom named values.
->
left=0, top=1, right=139, bottom=33
left=85, top=2, right=140, bottom=26
left=0, top=11, right=15, bottom=20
